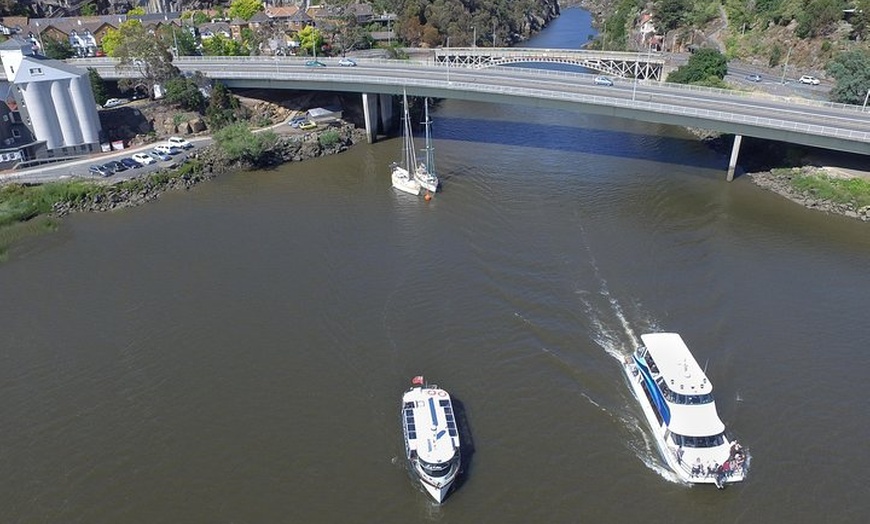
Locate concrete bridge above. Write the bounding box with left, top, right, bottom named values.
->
left=73, top=55, right=870, bottom=180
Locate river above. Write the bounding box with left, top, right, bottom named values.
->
left=1, top=8, right=868, bottom=523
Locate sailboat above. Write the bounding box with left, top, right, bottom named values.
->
left=390, top=90, right=423, bottom=196
left=415, top=98, right=440, bottom=193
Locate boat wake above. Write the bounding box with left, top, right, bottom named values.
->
left=572, top=235, right=686, bottom=485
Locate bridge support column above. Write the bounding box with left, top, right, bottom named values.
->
left=361, top=93, right=397, bottom=143
left=362, top=93, right=379, bottom=144
left=726, top=134, right=743, bottom=182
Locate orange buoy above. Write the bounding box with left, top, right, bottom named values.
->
left=424, top=192, right=432, bottom=201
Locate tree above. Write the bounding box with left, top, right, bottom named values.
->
left=201, top=34, right=250, bottom=56
left=213, top=122, right=277, bottom=165
left=42, top=37, right=74, bottom=60
left=228, top=0, right=264, bottom=21
left=656, top=0, right=690, bottom=32
left=205, top=81, right=241, bottom=130
left=296, top=26, right=324, bottom=56
left=87, top=68, right=107, bottom=106
left=667, top=48, right=728, bottom=85
left=164, top=77, right=205, bottom=112
left=101, top=20, right=180, bottom=90
left=81, top=2, right=97, bottom=16
left=826, top=50, right=870, bottom=104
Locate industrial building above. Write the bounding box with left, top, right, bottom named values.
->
left=0, top=36, right=102, bottom=169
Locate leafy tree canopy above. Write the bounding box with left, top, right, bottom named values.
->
left=87, top=68, right=107, bottom=106
left=101, top=20, right=180, bottom=90
left=296, top=26, right=324, bottom=56
left=43, top=37, right=74, bottom=60
left=213, top=123, right=277, bottom=165
left=826, top=50, right=870, bottom=105
left=164, top=76, right=205, bottom=112
left=228, top=0, right=264, bottom=21
left=202, top=34, right=250, bottom=56
left=667, top=48, right=728, bottom=84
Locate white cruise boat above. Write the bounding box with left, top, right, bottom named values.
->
left=401, top=376, right=461, bottom=503
left=624, top=333, right=748, bottom=488
left=391, top=90, right=423, bottom=196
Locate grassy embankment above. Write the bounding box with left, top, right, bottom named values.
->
left=0, top=162, right=202, bottom=261
left=774, top=168, right=870, bottom=208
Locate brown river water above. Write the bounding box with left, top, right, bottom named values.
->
left=1, top=9, right=869, bottom=523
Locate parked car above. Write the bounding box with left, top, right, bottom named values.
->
left=305, top=60, right=326, bottom=67
left=103, top=97, right=128, bottom=108
left=132, top=152, right=156, bottom=165
left=745, top=73, right=762, bottom=82
left=154, top=144, right=182, bottom=155
left=167, top=136, right=193, bottom=149
left=120, top=157, right=143, bottom=169
left=799, top=75, right=820, bottom=85
left=288, top=116, right=307, bottom=128
left=594, top=75, right=614, bottom=86
left=88, top=164, right=112, bottom=177
left=338, top=57, right=357, bottom=67
left=298, top=120, right=317, bottom=130
left=105, top=160, right=127, bottom=172
left=149, top=149, right=172, bottom=161
left=99, top=163, right=117, bottom=174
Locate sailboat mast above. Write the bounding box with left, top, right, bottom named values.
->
left=421, top=98, right=436, bottom=176
left=402, top=91, right=417, bottom=171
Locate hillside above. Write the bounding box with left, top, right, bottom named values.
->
left=572, top=0, right=869, bottom=80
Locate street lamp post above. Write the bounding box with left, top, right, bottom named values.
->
left=780, top=46, right=792, bottom=85
left=446, top=36, right=450, bottom=84
left=864, top=88, right=870, bottom=112
left=472, top=26, right=476, bottom=47
left=492, top=20, right=496, bottom=47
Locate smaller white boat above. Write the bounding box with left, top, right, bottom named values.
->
left=401, top=376, right=461, bottom=503
left=415, top=98, right=440, bottom=193
left=391, top=90, right=423, bottom=196
left=624, top=333, right=748, bottom=488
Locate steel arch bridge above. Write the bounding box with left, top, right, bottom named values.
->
left=432, top=47, right=664, bottom=81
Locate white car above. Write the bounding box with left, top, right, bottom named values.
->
left=131, top=152, right=156, bottom=165
left=103, top=97, right=128, bottom=108
left=338, top=57, right=357, bottom=67
left=167, top=136, right=193, bottom=149
left=594, top=75, right=614, bottom=86
left=154, top=144, right=182, bottom=155
left=798, top=75, right=820, bottom=85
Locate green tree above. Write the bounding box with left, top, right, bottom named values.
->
left=667, top=48, right=728, bottom=84
left=128, top=7, right=146, bottom=16
left=201, top=34, right=250, bottom=56
left=826, top=50, right=870, bottom=104
left=656, top=0, right=690, bottom=32
left=164, top=24, right=198, bottom=56
left=87, top=68, right=107, bottom=106
left=796, top=0, right=845, bottom=38
left=296, top=26, right=324, bottom=56
left=101, top=20, right=180, bottom=89
left=164, top=77, right=205, bottom=112
left=213, top=123, right=277, bottom=164
left=228, top=0, right=264, bottom=21
left=205, top=81, right=241, bottom=130
left=80, top=2, right=97, bottom=16
left=42, top=37, right=75, bottom=60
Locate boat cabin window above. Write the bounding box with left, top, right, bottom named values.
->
left=656, top=382, right=714, bottom=405
left=670, top=432, right=725, bottom=448
left=420, top=458, right=455, bottom=477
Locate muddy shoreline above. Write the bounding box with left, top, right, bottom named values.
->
left=50, top=122, right=368, bottom=217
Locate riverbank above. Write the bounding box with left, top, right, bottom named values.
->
left=50, top=121, right=367, bottom=217
left=0, top=122, right=367, bottom=259
left=747, top=166, right=870, bottom=222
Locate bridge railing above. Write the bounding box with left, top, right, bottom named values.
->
left=70, top=55, right=863, bottom=113
left=69, top=57, right=870, bottom=137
